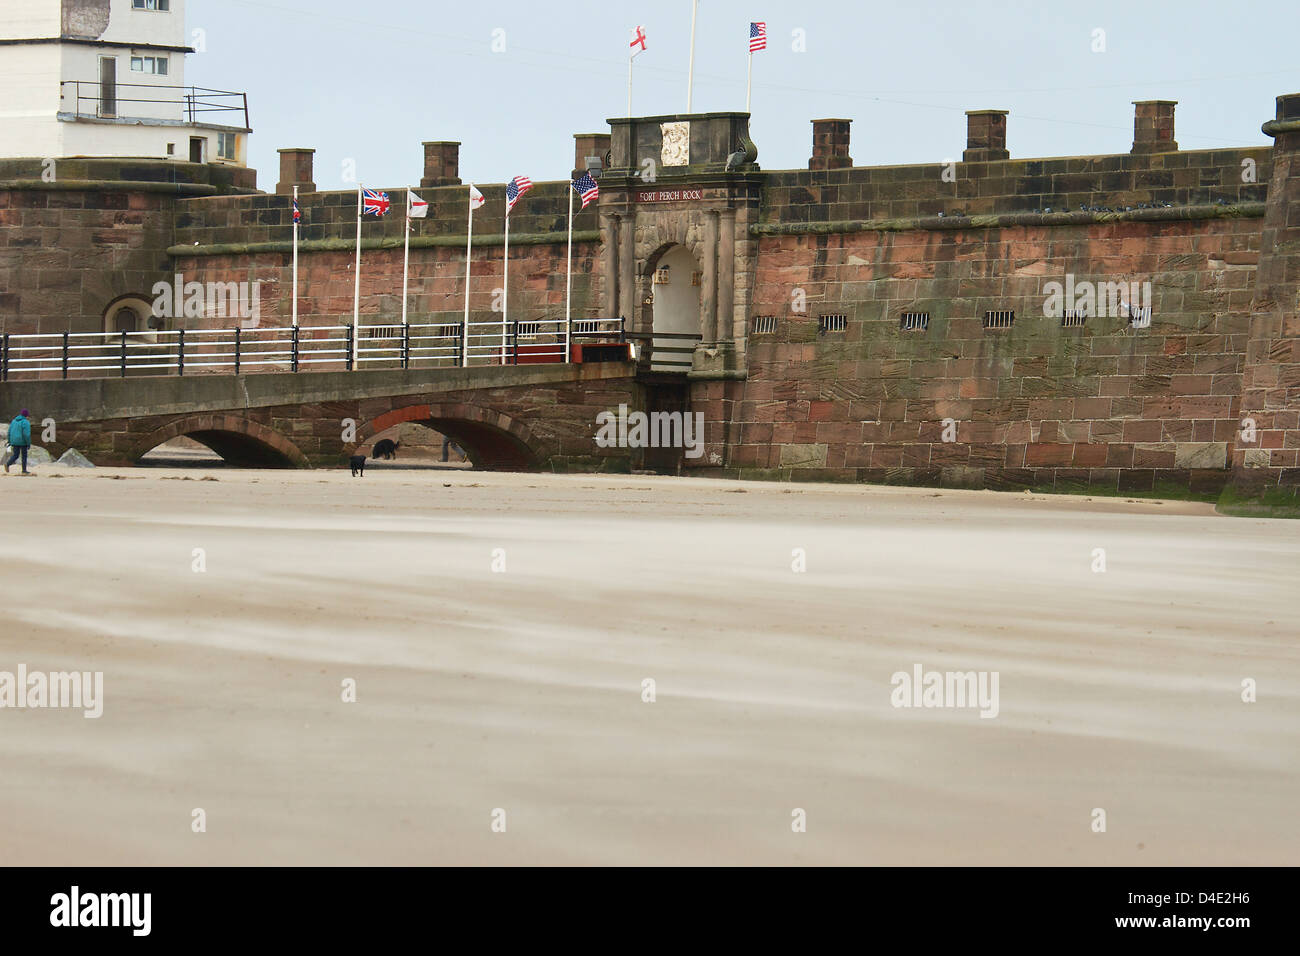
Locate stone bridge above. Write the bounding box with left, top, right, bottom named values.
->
left=0, top=363, right=642, bottom=470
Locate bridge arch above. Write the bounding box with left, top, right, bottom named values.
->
left=130, top=414, right=310, bottom=468
left=355, top=402, right=545, bottom=471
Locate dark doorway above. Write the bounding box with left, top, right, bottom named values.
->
left=111, top=307, right=139, bottom=334
left=98, top=57, right=117, bottom=117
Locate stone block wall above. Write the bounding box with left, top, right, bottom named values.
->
left=759, top=148, right=1271, bottom=224
left=1239, top=93, right=1300, bottom=489
left=169, top=237, right=604, bottom=339
left=0, top=158, right=255, bottom=336
left=694, top=213, right=1262, bottom=493
left=168, top=180, right=606, bottom=339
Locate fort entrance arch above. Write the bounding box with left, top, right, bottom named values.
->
left=597, top=111, right=762, bottom=379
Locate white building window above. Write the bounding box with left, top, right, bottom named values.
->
left=130, top=56, right=169, bottom=75
left=132, top=0, right=172, bottom=11
left=217, top=133, right=238, bottom=161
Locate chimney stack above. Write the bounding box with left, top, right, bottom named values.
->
left=1132, top=100, right=1178, bottom=154
left=573, top=133, right=612, bottom=179
left=275, top=148, right=315, bottom=195
left=809, top=119, right=852, bottom=170
left=420, top=141, right=461, bottom=188
left=963, top=110, right=1009, bottom=162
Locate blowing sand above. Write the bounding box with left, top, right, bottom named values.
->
left=0, top=466, right=1295, bottom=865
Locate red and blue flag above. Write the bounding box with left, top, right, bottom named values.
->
left=505, top=175, right=533, bottom=215
left=362, top=188, right=390, bottom=217
left=572, top=171, right=599, bottom=209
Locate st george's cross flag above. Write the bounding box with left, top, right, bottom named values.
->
left=749, top=21, right=767, bottom=53
left=408, top=190, right=429, bottom=219
left=505, top=175, right=533, bottom=215
left=630, top=25, right=647, bottom=57
left=469, top=184, right=486, bottom=209
left=572, top=171, right=599, bottom=210
left=362, top=188, right=391, bottom=217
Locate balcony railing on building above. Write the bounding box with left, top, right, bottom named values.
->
left=59, top=81, right=251, bottom=129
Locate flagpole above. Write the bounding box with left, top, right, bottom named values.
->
left=291, top=185, right=299, bottom=328
left=628, top=53, right=633, bottom=118
left=565, top=184, right=574, bottom=362
left=746, top=51, right=753, bottom=113
left=401, top=187, right=411, bottom=330
left=352, top=184, right=362, bottom=368
left=502, top=210, right=509, bottom=365
left=686, top=0, right=698, bottom=112
left=463, top=186, right=473, bottom=368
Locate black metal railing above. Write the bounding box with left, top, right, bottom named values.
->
left=60, top=80, right=250, bottom=128
left=0, top=318, right=633, bottom=381
left=626, top=331, right=702, bottom=372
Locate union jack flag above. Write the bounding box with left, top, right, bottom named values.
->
left=506, top=175, right=533, bottom=215
left=362, top=187, right=390, bottom=217
left=572, top=171, right=599, bottom=210
left=749, top=21, right=766, bottom=53
left=292, top=199, right=302, bottom=224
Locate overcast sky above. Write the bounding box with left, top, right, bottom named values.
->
left=187, top=0, right=1300, bottom=191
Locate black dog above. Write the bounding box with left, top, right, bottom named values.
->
left=349, top=455, right=366, bottom=477
left=372, top=439, right=400, bottom=460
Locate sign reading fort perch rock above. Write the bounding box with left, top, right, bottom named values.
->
left=637, top=188, right=704, bottom=203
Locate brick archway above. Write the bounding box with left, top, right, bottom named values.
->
left=130, top=414, right=310, bottom=468
left=353, top=402, right=545, bottom=471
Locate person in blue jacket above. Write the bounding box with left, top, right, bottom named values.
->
left=6, top=409, right=31, bottom=474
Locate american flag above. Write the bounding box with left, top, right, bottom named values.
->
left=362, top=188, right=390, bottom=217
left=749, top=21, right=767, bottom=53
left=572, top=171, right=599, bottom=209
left=292, top=199, right=301, bottom=224
left=505, top=175, right=533, bottom=215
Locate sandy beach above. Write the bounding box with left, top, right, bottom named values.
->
left=0, top=465, right=1295, bottom=865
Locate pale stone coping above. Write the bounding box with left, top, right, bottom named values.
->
left=0, top=179, right=223, bottom=195
left=750, top=202, right=1267, bottom=237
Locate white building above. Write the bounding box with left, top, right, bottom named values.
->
left=0, top=0, right=249, bottom=164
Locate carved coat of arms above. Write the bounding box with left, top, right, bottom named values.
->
left=660, top=122, right=690, bottom=167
